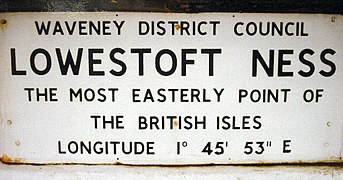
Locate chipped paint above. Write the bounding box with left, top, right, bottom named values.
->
left=175, top=24, right=180, bottom=30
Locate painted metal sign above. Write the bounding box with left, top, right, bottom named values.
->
left=0, top=13, right=342, bottom=165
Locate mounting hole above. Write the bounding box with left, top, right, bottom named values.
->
left=327, top=122, right=331, bottom=126
left=331, top=16, right=336, bottom=22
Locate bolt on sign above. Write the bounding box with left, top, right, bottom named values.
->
left=0, top=13, right=342, bottom=165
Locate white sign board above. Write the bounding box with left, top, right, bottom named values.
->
left=0, top=13, right=342, bottom=165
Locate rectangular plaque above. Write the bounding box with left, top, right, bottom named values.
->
left=0, top=12, right=342, bottom=165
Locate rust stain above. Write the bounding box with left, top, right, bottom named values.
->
left=0, top=19, right=7, bottom=30
left=13, top=158, right=25, bottom=163
left=0, top=153, right=342, bottom=166
left=175, top=24, right=180, bottom=30
left=0, top=19, right=7, bottom=25
left=0, top=157, right=342, bottom=166
left=173, top=120, right=178, bottom=127
left=0, top=154, right=25, bottom=164
left=0, top=154, right=12, bottom=163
